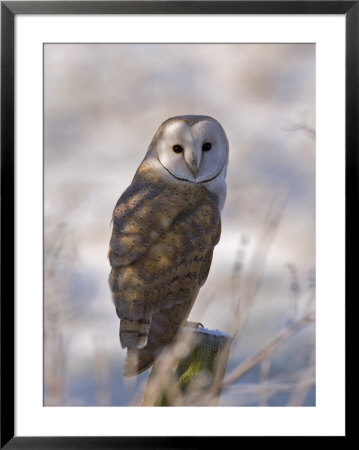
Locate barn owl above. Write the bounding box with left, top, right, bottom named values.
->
left=108, top=115, right=229, bottom=376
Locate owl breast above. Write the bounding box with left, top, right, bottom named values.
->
left=108, top=164, right=221, bottom=375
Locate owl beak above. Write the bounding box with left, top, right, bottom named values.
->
left=190, top=158, right=199, bottom=177
left=184, top=147, right=201, bottom=178
left=187, top=152, right=202, bottom=178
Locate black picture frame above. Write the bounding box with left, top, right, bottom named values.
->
left=1, top=1, right=355, bottom=447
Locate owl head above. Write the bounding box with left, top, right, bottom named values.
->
left=146, top=115, right=229, bottom=184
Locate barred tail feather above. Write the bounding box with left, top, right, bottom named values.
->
left=120, top=317, right=151, bottom=349
left=123, top=304, right=190, bottom=376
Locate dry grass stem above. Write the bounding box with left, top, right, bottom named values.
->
left=229, top=189, right=288, bottom=339
left=223, top=310, right=315, bottom=389
left=258, top=358, right=272, bottom=406
left=44, top=222, right=75, bottom=405
left=141, top=328, right=198, bottom=406
left=140, top=327, right=231, bottom=406
left=208, top=190, right=289, bottom=401
left=223, top=374, right=315, bottom=405
left=287, top=351, right=316, bottom=406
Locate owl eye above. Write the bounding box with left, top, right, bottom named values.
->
left=202, top=142, right=212, bottom=152
left=172, top=144, right=183, bottom=153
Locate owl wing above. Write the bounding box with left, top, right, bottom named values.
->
left=108, top=170, right=221, bottom=375
left=123, top=217, right=220, bottom=376
left=108, top=178, right=166, bottom=269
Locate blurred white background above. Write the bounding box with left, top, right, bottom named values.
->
left=44, top=43, right=315, bottom=406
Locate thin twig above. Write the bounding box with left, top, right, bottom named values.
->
left=223, top=310, right=315, bottom=389
left=221, top=375, right=315, bottom=405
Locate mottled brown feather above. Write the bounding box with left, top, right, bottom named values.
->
left=108, top=160, right=221, bottom=375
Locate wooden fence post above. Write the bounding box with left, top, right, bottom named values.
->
left=142, top=327, right=231, bottom=406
